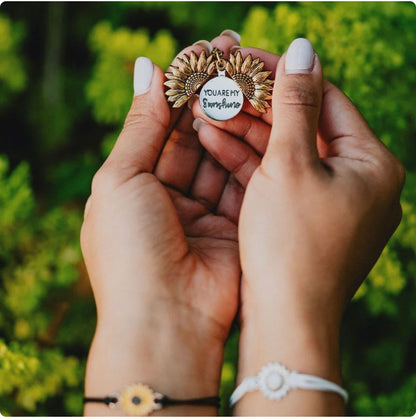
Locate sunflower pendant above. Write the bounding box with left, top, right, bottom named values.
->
left=165, top=48, right=273, bottom=121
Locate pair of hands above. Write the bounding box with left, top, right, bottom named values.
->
left=81, top=33, right=404, bottom=416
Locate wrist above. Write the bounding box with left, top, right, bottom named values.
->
left=238, top=311, right=342, bottom=383
left=238, top=282, right=342, bottom=382
left=85, top=310, right=224, bottom=415
left=235, top=296, right=344, bottom=415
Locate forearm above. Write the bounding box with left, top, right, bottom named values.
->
left=234, top=286, right=345, bottom=416
left=84, top=317, right=224, bottom=416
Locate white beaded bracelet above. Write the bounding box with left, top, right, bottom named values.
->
left=230, top=362, right=348, bottom=406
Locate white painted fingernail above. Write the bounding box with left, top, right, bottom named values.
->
left=193, top=40, right=213, bottom=54
left=193, top=118, right=207, bottom=132
left=220, top=29, right=241, bottom=44
left=285, top=38, right=315, bottom=74
left=134, top=57, right=153, bottom=96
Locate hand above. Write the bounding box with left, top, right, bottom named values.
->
left=81, top=33, right=242, bottom=416
left=192, top=39, right=404, bottom=415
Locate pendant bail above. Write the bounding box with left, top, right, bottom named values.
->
left=216, top=58, right=227, bottom=72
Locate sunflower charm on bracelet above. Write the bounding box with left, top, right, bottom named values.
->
left=119, top=383, right=162, bottom=416
left=164, top=48, right=274, bottom=121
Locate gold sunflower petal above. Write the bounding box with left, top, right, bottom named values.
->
left=174, top=95, right=191, bottom=108
left=207, top=61, right=216, bottom=75
left=235, top=51, right=243, bottom=73
left=241, top=54, right=253, bottom=73
left=180, top=54, right=191, bottom=65
left=165, top=71, right=181, bottom=80
left=176, top=57, right=187, bottom=66
left=254, top=90, right=272, bottom=101
left=190, top=51, right=198, bottom=71
left=167, top=93, right=185, bottom=102
left=255, top=82, right=273, bottom=91
left=164, top=79, right=185, bottom=89
left=197, top=50, right=207, bottom=72
left=177, top=60, right=192, bottom=75
left=225, top=61, right=234, bottom=77
left=206, top=54, right=214, bottom=67
left=229, top=53, right=236, bottom=68
left=253, top=70, right=272, bottom=83
left=171, top=67, right=187, bottom=80
left=166, top=75, right=187, bottom=84
left=251, top=57, right=260, bottom=67
left=258, top=89, right=273, bottom=99
left=249, top=96, right=267, bottom=113
left=248, top=61, right=265, bottom=76
left=165, top=88, right=183, bottom=96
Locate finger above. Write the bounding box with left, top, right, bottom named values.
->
left=240, top=99, right=273, bottom=124
left=195, top=119, right=261, bottom=187
left=84, top=195, right=92, bottom=220
left=216, top=175, right=245, bottom=224
left=170, top=40, right=213, bottom=68
left=193, top=102, right=270, bottom=156
left=319, top=81, right=405, bottom=189
left=230, top=46, right=280, bottom=79
left=157, top=32, right=241, bottom=198
left=155, top=41, right=213, bottom=193
left=211, top=29, right=241, bottom=56
left=264, top=38, right=323, bottom=171
left=97, top=58, right=169, bottom=190
left=155, top=32, right=240, bottom=195
left=154, top=108, right=203, bottom=193
left=190, top=151, right=229, bottom=210
left=319, top=81, right=383, bottom=158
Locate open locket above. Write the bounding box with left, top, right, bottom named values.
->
left=164, top=48, right=274, bottom=121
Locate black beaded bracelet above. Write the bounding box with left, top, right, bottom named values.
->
left=84, top=383, right=220, bottom=416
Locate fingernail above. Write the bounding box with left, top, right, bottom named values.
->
left=285, top=38, right=315, bottom=74
left=230, top=45, right=241, bottom=54
left=134, top=57, right=153, bottom=96
left=193, top=40, right=213, bottom=54
left=220, top=29, right=241, bottom=44
left=193, top=118, right=207, bottom=132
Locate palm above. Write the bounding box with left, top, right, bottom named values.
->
left=147, top=174, right=241, bottom=337
left=148, top=41, right=248, bottom=323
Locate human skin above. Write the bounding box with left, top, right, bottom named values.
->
left=82, top=28, right=404, bottom=416
left=191, top=42, right=405, bottom=415
left=81, top=33, right=242, bottom=416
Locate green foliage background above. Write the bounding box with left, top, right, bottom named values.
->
left=0, top=1, right=415, bottom=416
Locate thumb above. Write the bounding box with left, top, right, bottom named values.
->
left=97, top=57, right=170, bottom=189
left=264, top=38, right=323, bottom=172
